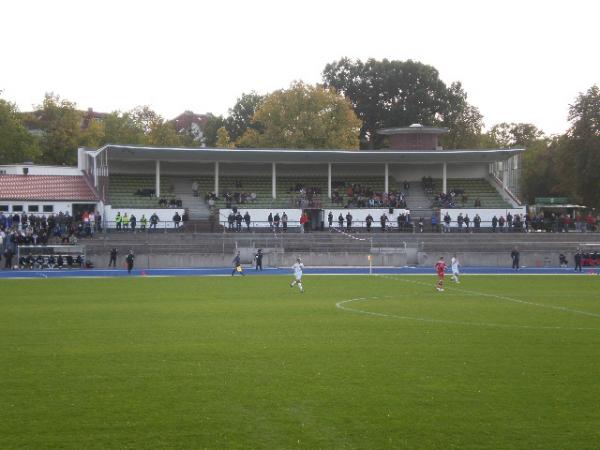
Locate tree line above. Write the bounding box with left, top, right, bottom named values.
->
left=0, top=58, right=598, bottom=208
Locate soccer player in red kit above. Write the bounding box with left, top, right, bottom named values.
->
left=435, top=256, right=447, bottom=291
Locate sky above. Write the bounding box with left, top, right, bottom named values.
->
left=2, top=0, right=598, bottom=136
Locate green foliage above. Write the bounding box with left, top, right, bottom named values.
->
left=36, top=93, right=82, bottom=165
left=486, top=122, right=545, bottom=148
left=0, top=98, right=39, bottom=163
left=1, top=275, right=600, bottom=449
left=565, top=85, right=600, bottom=208
left=225, top=92, right=264, bottom=142
left=102, top=112, right=146, bottom=145
left=322, top=58, right=483, bottom=149
left=440, top=82, right=484, bottom=149
left=202, top=114, right=226, bottom=147
left=215, top=126, right=234, bottom=148
left=237, top=81, right=361, bottom=149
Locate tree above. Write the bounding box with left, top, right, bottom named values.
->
left=102, top=112, right=146, bottom=145
left=519, top=137, right=563, bottom=203
left=483, top=122, right=551, bottom=203
left=440, top=82, right=484, bottom=149
left=485, top=122, right=545, bottom=148
left=0, top=98, right=39, bottom=164
left=79, top=119, right=106, bottom=148
left=215, top=127, right=234, bottom=148
left=147, top=121, right=183, bottom=147
left=202, top=114, right=226, bottom=147
left=237, top=81, right=361, bottom=149
left=225, top=92, right=264, bottom=142
left=36, top=93, right=81, bottom=165
left=322, top=58, right=480, bottom=149
left=564, top=85, right=600, bottom=208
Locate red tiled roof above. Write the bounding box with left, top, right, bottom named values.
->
left=0, top=175, right=98, bottom=201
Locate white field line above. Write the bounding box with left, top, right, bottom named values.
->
left=336, top=295, right=600, bottom=331
left=378, top=275, right=600, bottom=319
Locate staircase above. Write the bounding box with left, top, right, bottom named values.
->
left=168, top=177, right=210, bottom=220
left=404, top=182, right=434, bottom=221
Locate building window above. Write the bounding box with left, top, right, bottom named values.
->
left=0, top=205, right=8, bottom=212
left=12, top=205, right=23, bottom=212
left=43, top=205, right=54, bottom=213
left=28, top=205, right=39, bottom=212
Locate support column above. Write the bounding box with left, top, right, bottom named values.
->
left=502, top=161, right=508, bottom=190
left=384, top=163, right=389, bottom=193
left=155, top=160, right=161, bottom=198
left=328, top=163, right=332, bottom=198
left=214, top=161, right=219, bottom=196
left=272, top=162, right=277, bottom=199
left=93, top=155, right=98, bottom=188
left=442, top=162, right=447, bottom=194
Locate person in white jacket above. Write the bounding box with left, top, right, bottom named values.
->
left=290, top=258, right=305, bottom=293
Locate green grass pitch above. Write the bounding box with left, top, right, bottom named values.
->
left=1, top=275, right=600, bottom=449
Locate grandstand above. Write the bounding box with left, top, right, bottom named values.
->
left=17, top=124, right=600, bottom=268
left=107, top=174, right=176, bottom=209
left=428, top=178, right=512, bottom=209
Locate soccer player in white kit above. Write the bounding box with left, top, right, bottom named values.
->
left=451, top=255, right=460, bottom=283
left=290, top=258, right=305, bottom=293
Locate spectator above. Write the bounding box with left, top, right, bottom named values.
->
left=380, top=213, right=388, bottom=232
left=130, top=214, right=137, bottom=232
left=274, top=213, right=281, bottom=230
left=235, top=211, right=243, bottom=232
left=173, top=212, right=181, bottom=229
left=474, top=214, right=481, bottom=232
left=244, top=211, right=251, bottom=231
left=150, top=213, right=159, bottom=230
left=140, top=214, right=147, bottom=231
left=282, top=212, right=288, bottom=232
left=300, top=212, right=309, bottom=233
left=366, top=214, right=373, bottom=232
left=443, top=213, right=451, bottom=233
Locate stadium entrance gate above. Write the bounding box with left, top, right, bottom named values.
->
left=304, top=208, right=324, bottom=231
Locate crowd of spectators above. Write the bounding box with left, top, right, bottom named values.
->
left=292, top=184, right=323, bottom=208
left=0, top=211, right=100, bottom=248
left=1, top=211, right=98, bottom=269
left=112, top=211, right=189, bottom=230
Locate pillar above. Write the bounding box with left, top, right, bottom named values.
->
left=214, top=161, right=219, bottom=196
left=93, top=155, right=98, bottom=188
left=272, top=162, right=277, bottom=199
left=328, top=163, right=332, bottom=198
left=442, top=162, right=447, bottom=194
left=384, top=163, right=389, bottom=193
left=155, top=160, right=161, bottom=198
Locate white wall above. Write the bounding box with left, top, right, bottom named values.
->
left=0, top=165, right=83, bottom=176
left=440, top=207, right=527, bottom=227
left=219, top=208, right=303, bottom=226
left=219, top=207, right=412, bottom=227
left=0, top=201, right=79, bottom=215
left=325, top=208, right=411, bottom=223
left=104, top=206, right=185, bottom=228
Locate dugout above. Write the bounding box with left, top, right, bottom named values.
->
left=17, top=244, right=87, bottom=269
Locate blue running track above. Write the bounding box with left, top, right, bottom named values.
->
left=0, top=266, right=597, bottom=279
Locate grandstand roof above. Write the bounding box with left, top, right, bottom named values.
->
left=94, top=144, right=524, bottom=164
left=0, top=175, right=98, bottom=201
